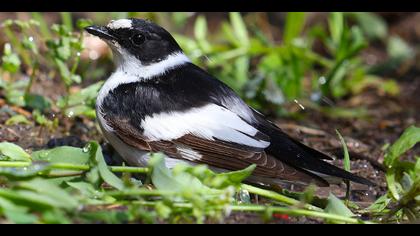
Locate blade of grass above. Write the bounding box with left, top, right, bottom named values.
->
left=336, top=129, right=351, bottom=204
left=60, top=12, right=73, bottom=32
left=31, top=12, right=52, bottom=38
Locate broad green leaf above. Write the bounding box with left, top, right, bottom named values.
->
left=0, top=186, right=73, bottom=211
left=32, top=146, right=90, bottom=165
left=325, top=193, right=354, bottom=223
left=0, top=142, right=31, bottom=162
left=87, top=141, right=124, bottom=190
left=18, top=178, right=79, bottom=209
left=284, top=12, right=306, bottom=45
left=149, top=153, right=216, bottom=195
left=66, top=181, right=107, bottom=203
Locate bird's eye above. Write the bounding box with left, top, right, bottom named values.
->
left=130, top=33, right=145, bottom=46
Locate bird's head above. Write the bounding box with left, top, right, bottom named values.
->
left=85, top=18, right=185, bottom=69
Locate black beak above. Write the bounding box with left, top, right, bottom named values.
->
left=84, top=25, right=117, bottom=41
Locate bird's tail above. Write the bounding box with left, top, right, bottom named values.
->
left=260, top=123, right=375, bottom=186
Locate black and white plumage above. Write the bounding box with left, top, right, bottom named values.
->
left=85, top=18, right=374, bottom=187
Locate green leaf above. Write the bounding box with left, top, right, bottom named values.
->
left=155, top=201, right=172, bottom=219
left=64, top=81, right=103, bottom=107
left=336, top=130, right=350, bottom=172
left=0, top=196, right=37, bottom=224
left=54, top=59, right=71, bottom=86
left=32, top=146, right=90, bottom=165
left=384, top=126, right=420, bottom=168
left=328, top=12, right=344, bottom=46
left=76, top=18, right=93, bottom=30
left=387, top=36, right=413, bottom=61
left=349, top=12, right=387, bottom=40
left=0, top=162, right=49, bottom=180
left=87, top=141, right=124, bottom=190
left=216, top=164, right=256, bottom=188
left=229, top=12, right=249, bottom=47
left=384, top=125, right=420, bottom=200
left=40, top=209, right=71, bottom=224
left=60, top=12, right=73, bottom=32
left=0, top=142, right=31, bottom=162
left=194, top=15, right=207, bottom=41
left=64, top=105, right=96, bottom=119
left=364, top=194, right=391, bottom=213
left=17, top=178, right=79, bottom=209
left=148, top=153, right=216, bottom=195
left=22, top=36, right=38, bottom=55
left=325, top=193, right=354, bottom=223
left=1, top=44, right=21, bottom=73
left=284, top=12, right=306, bottom=45
left=24, top=94, right=52, bottom=112
left=193, top=15, right=212, bottom=53
left=32, top=109, right=54, bottom=128
left=5, top=115, right=31, bottom=126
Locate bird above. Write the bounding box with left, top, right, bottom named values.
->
left=85, top=18, right=374, bottom=188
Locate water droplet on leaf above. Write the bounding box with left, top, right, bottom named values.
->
left=83, top=144, right=92, bottom=153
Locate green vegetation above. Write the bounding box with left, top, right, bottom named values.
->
left=0, top=125, right=418, bottom=223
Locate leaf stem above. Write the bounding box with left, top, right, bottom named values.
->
left=128, top=200, right=372, bottom=224
left=241, top=184, right=322, bottom=211
left=0, top=161, right=149, bottom=174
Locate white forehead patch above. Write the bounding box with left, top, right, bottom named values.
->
left=107, top=19, right=132, bottom=29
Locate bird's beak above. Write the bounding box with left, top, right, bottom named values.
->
left=84, top=25, right=117, bottom=41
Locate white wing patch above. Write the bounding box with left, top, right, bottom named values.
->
left=141, top=104, right=270, bottom=149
